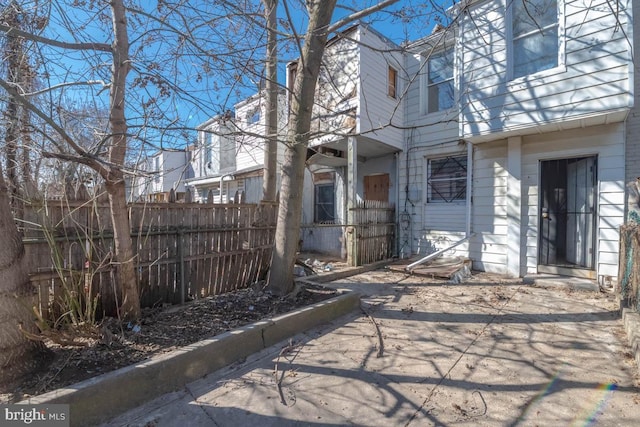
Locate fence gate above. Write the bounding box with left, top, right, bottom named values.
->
left=348, top=200, right=395, bottom=266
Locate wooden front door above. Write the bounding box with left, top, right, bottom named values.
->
left=364, top=174, right=390, bottom=202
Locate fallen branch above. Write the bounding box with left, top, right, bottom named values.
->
left=274, top=338, right=302, bottom=406
left=360, top=303, right=384, bottom=358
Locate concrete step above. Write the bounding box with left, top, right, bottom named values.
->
left=523, top=273, right=601, bottom=292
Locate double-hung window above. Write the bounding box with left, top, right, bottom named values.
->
left=427, top=155, right=467, bottom=203
left=314, top=183, right=335, bottom=223
left=427, top=48, right=455, bottom=113
left=512, top=0, right=559, bottom=79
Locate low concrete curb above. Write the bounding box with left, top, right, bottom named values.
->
left=20, top=291, right=360, bottom=427
left=621, top=307, right=640, bottom=376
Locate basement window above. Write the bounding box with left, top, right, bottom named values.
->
left=427, top=155, right=467, bottom=203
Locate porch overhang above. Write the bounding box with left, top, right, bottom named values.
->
left=311, top=135, right=401, bottom=160
left=463, top=109, right=630, bottom=144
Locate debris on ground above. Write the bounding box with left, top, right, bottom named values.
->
left=2, top=284, right=337, bottom=403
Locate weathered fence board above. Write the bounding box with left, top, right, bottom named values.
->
left=350, top=200, right=395, bottom=266
left=20, top=201, right=277, bottom=320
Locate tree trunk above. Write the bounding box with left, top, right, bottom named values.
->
left=0, top=170, right=47, bottom=390
left=262, top=0, right=278, bottom=202
left=267, top=0, right=338, bottom=295
left=107, top=0, right=140, bottom=320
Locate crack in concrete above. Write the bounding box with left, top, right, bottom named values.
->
left=404, top=286, right=522, bottom=426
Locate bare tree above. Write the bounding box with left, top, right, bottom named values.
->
left=0, top=0, right=41, bottom=209
left=262, top=0, right=278, bottom=202
left=0, top=0, right=142, bottom=320
left=267, top=0, right=400, bottom=294
left=0, top=163, right=47, bottom=389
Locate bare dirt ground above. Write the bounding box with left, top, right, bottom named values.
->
left=1, top=282, right=337, bottom=404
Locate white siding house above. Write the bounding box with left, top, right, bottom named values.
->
left=400, top=0, right=633, bottom=282
left=186, top=91, right=287, bottom=203
left=626, top=0, right=640, bottom=220
left=296, top=24, right=405, bottom=256
left=130, top=149, right=192, bottom=202
left=400, top=26, right=463, bottom=259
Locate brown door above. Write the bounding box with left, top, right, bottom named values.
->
left=364, top=174, right=390, bottom=202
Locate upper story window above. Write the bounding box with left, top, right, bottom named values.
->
left=205, top=134, right=213, bottom=162
left=427, top=155, right=467, bottom=203
left=247, top=107, right=261, bottom=125
left=388, top=66, right=398, bottom=98
left=427, top=48, right=454, bottom=113
left=154, top=156, right=160, bottom=183
left=512, top=0, right=559, bottom=79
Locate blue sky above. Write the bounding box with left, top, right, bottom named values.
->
left=32, top=1, right=450, bottom=151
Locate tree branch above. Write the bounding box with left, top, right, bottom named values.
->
left=0, top=24, right=112, bottom=52
left=24, top=80, right=110, bottom=97
left=0, top=78, right=108, bottom=176
left=328, top=0, right=400, bottom=33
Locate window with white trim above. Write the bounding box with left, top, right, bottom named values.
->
left=427, top=48, right=454, bottom=113
left=247, top=107, right=261, bottom=125
left=427, top=155, right=467, bottom=203
left=314, top=183, right=335, bottom=222
left=511, top=0, right=559, bottom=79
left=388, top=66, right=398, bottom=98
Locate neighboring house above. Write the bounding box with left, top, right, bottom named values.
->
left=186, top=24, right=404, bottom=258
left=400, top=0, right=633, bottom=283
left=130, top=149, right=192, bottom=202
left=297, top=24, right=404, bottom=256
left=186, top=91, right=287, bottom=203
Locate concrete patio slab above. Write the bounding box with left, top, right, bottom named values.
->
left=104, top=270, right=640, bottom=427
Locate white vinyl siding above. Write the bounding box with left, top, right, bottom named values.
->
left=460, top=0, right=633, bottom=140
left=401, top=37, right=460, bottom=256
left=357, top=27, right=404, bottom=150
left=521, top=124, right=625, bottom=278
left=469, top=141, right=509, bottom=274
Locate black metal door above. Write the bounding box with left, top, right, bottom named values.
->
left=539, top=157, right=596, bottom=268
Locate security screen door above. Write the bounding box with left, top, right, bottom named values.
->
left=539, top=157, right=597, bottom=269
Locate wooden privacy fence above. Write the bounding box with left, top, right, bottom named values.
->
left=348, top=200, right=395, bottom=266
left=19, top=200, right=277, bottom=320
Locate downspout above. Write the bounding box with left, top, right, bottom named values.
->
left=405, top=141, right=474, bottom=271
left=466, top=140, right=473, bottom=237
left=395, top=151, right=401, bottom=257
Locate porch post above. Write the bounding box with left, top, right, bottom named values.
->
left=507, top=136, right=523, bottom=277
left=347, top=136, right=358, bottom=265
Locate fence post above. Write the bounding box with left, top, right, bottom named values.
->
left=177, top=227, right=185, bottom=304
